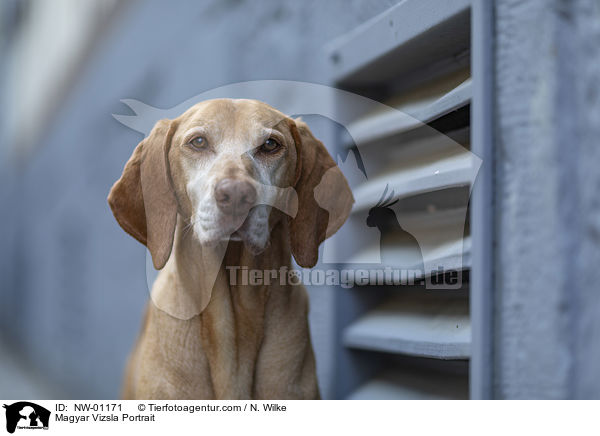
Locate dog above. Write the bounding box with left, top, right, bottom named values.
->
left=108, top=98, right=354, bottom=399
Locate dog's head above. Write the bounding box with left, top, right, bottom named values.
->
left=108, top=98, right=353, bottom=269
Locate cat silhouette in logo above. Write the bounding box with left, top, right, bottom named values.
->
left=366, top=185, right=424, bottom=277
left=3, top=402, right=50, bottom=434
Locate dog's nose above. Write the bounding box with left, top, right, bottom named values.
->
left=214, top=178, right=257, bottom=215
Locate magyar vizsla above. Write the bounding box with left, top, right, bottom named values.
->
left=108, top=99, right=353, bottom=399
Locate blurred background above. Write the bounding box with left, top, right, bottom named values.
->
left=1, top=0, right=600, bottom=400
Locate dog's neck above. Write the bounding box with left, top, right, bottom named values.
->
left=149, top=215, right=293, bottom=320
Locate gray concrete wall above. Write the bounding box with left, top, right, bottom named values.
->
left=0, top=0, right=401, bottom=399
left=494, top=0, right=600, bottom=399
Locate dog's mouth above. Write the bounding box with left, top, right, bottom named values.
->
left=213, top=206, right=270, bottom=253
left=216, top=213, right=251, bottom=240
left=225, top=232, right=263, bottom=254
left=194, top=204, right=271, bottom=254
left=229, top=230, right=243, bottom=241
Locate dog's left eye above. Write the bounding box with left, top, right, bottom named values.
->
left=260, top=138, right=282, bottom=153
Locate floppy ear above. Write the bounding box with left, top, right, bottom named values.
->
left=108, top=119, right=178, bottom=270
left=289, top=118, right=354, bottom=268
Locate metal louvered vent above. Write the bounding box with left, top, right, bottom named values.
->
left=327, top=0, right=474, bottom=399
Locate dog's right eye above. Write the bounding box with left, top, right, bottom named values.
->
left=188, top=136, right=207, bottom=151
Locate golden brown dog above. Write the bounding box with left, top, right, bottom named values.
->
left=108, top=99, right=353, bottom=399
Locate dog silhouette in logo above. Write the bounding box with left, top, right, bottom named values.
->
left=366, top=185, right=424, bottom=276
left=3, top=402, right=50, bottom=434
